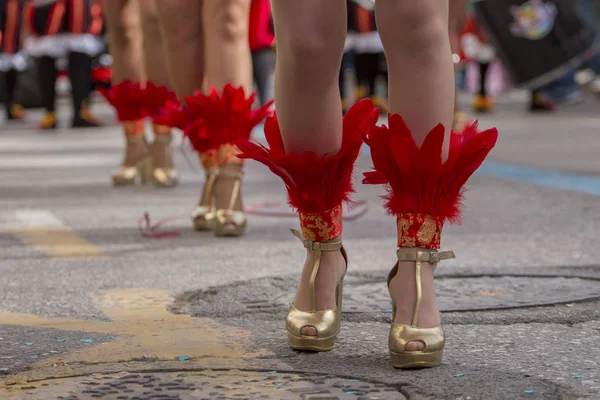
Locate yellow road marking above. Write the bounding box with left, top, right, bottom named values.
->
left=0, top=288, right=276, bottom=393
left=14, top=227, right=106, bottom=258
left=0, top=210, right=106, bottom=259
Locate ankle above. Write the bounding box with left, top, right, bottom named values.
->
left=152, top=124, right=171, bottom=136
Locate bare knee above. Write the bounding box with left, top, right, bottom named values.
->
left=158, top=6, right=200, bottom=51
left=140, top=0, right=162, bottom=41
left=106, top=5, right=141, bottom=51
left=378, top=0, right=448, bottom=55
left=212, top=0, right=250, bottom=44
left=278, top=26, right=345, bottom=77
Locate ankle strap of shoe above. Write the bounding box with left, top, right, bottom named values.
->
left=291, top=228, right=343, bottom=312
left=291, top=229, right=342, bottom=252
left=218, top=167, right=244, bottom=180
left=396, top=250, right=455, bottom=263
left=153, top=134, right=172, bottom=143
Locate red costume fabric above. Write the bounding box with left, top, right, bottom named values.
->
left=25, top=0, right=102, bottom=36
left=248, top=0, right=273, bottom=52
left=0, top=0, right=24, bottom=54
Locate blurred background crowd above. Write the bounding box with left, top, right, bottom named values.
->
left=1, top=0, right=600, bottom=130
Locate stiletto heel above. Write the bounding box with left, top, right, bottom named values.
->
left=191, top=167, right=219, bottom=231
left=213, top=166, right=247, bottom=237
left=151, top=133, right=179, bottom=187
left=112, top=132, right=151, bottom=186
left=138, top=157, right=153, bottom=185
left=387, top=249, right=455, bottom=369
left=286, top=229, right=347, bottom=352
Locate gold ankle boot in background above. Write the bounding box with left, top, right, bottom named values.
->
left=112, top=121, right=152, bottom=186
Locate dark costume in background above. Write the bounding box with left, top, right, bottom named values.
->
left=0, top=0, right=26, bottom=120
left=24, top=0, right=103, bottom=128
left=347, top=0, right=387, bottom=110
left=249, top=0, right=274, bottom=106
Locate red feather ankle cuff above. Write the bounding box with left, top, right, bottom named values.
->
left=182, top=84, right=273, bottom=154
left=364, top=115, right=498, bottom=248
left=299, top=205, right=343, bottom=242
left=144, top=82, right=178, bottom=123
left=100, top=80, right=178, bottom=124
left=99, top=80, right=146, bottom=122
left=397, top=213, right=443, bottom=249
left=236, top=99, right=379, bottom=236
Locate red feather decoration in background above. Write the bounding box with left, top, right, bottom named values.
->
left=153, top=100, right=193, bottom=131
left=237, top=99, right=379, bottom=213
left=143, top=82, right=179, bottom=121
left=180, top=84, right=274, bottom=153
left=98, top=80, right=146, bottom=122
left=363, top=115, right=498, bottom=223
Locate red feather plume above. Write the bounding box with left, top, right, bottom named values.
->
left=98, top=80, right=146, bottom=122
left=237, top=99, right=379, bottom=212
left=363, top=115, right=498, bottom=223
left=153, top=100, right=193, bottom=131
left=182, top=84, right=274, bottom=153
left=143, top=82, right=179, bottom=121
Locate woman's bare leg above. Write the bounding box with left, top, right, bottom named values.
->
left=140, top=0, right=172, bottom=88
left=155, top=0, right=205, bottom=98
left=203, top=0, right=253, bottom=213
left=376, top=0, right=453, bottom=351
left=203, top=0, right=253, bottom=93
left=103, top=0, right=148, bottom=182
left=377, top=0, right=453, bottom=148
left=102, top=0, right=144, bottom=83
left=271, top=0, right=348, bottom=336
left=140, top=0, right=177, bottom=185
left=271, top=0, right=347, bottom=154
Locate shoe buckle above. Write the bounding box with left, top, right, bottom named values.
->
left=429, top=252, right=440, bottom=263
left=303, top=239, right=319, bottom=251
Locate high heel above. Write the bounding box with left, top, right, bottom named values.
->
left=151, top=132, right=179, bottom=188
left=191, top=167, right=219, bottom=231
left=360, top=108, right=498, bottom=369
left=112, top=132, right=152, bottom=186
left=112, top=155, right=152, bottom=185
left=387, top=249, right=455, bottom=369
left=286, top=229, right=347, bottom=352
left=213, top=166, right=247, bottom=237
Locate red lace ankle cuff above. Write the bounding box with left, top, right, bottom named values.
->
left=397, top=213, right=443, bottom=249
left=299, top=205, right=343, bottom=242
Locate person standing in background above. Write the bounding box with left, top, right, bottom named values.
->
left=0, top=0, right=26, bottom=121
left=24, top=0, right=104, bottom=129
left=449, top=0, right=471, bottom=131
left=348, top=0, right=388, bottom=112
left=249, top=0, right=274, bottom=106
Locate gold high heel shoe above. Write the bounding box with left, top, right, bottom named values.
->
left=151, top=133, right=179, bottom=187
left=388, top=249, right=455, bottom=369
left=112, top=134, right=152, bottom=186
left=213, top=166, right=247, bottom=237
left=286, top=230, right=347, bottom=352
left=191, top=167, right=219, bottom=231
